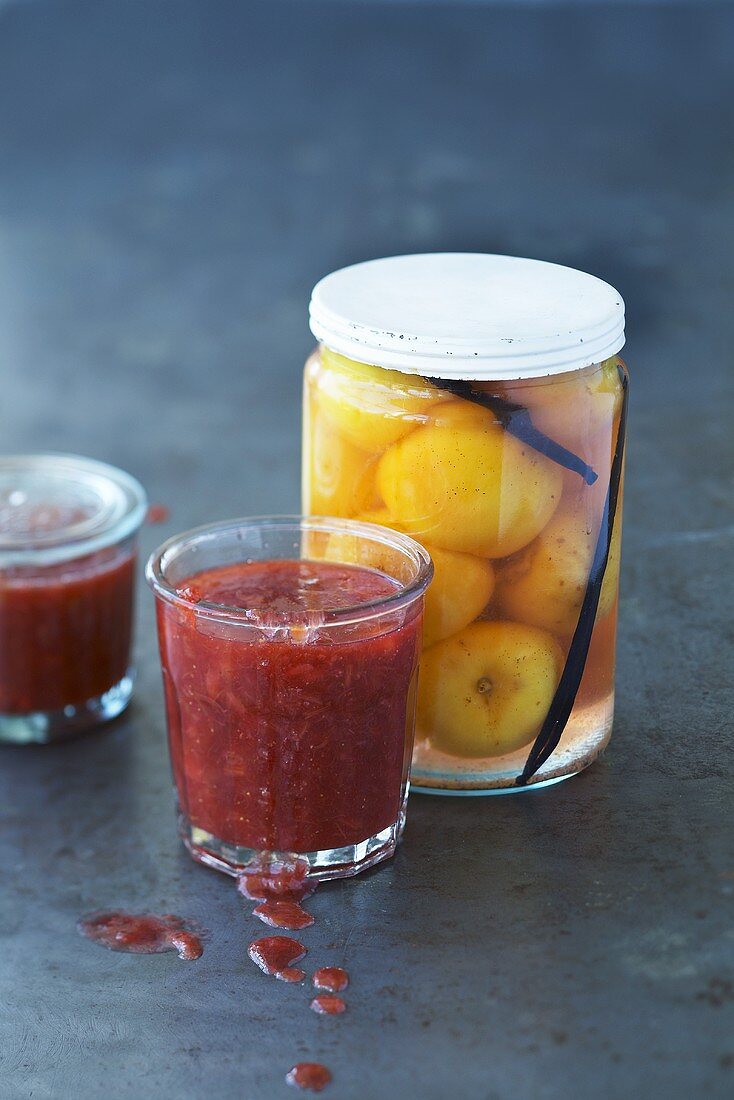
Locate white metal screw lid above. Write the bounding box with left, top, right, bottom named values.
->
left=309, top=253, right=625, bottom=380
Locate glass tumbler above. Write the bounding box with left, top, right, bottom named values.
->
left=0, top=454, right=147, bottom=743
left=147, top=516, right=432, bottom=880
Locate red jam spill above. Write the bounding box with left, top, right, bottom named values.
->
left=158, top=558, right=421, bottom=853
left=286, top=1063, right=332, bottom=1092
left=238, top=857, right=348, bottom=1085
left=253, top=900, right=315, bottom=930
left=78, top=911, right=203, bottom=960
left=312, top=967, right=349, bottom=993
left=310, top=995, right=346, bottom=1016
left=239, top=856, right=316, bottom=931
left=238, top=855, right=316, bottom=902
left=247, top=935, right=307, bottom=982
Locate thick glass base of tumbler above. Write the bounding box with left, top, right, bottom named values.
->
left=0, top=671, right=134, bottom=745
left=411, top=694, right=613, bottom=796
left=179, top=805, right=407, bottom=882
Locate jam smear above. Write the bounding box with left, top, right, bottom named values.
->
left=237, top=856, right=316, bottom=903
left=312, top=967, right=349, bottom=993
left=286, top=1063, right=332, bottom=1092
left=310, top=995, right=346, bottom=1016
left=253, top=900, right=315, bottom=930
left=239, top=856, right=317, bottom=930
left=248, top=935, right=306, bottom=982
left=78, top=911, right=203, bottom=960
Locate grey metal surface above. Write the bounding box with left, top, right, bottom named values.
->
left=1, top=2, right=733, bottom=1097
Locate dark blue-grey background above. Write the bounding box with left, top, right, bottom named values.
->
left=1, top=2, right=733, bottom=1098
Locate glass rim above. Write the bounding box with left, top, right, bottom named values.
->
left=146, top=514, right=434, bottom=627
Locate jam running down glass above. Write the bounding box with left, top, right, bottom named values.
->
left=0, top=454, right=147, bottom=743
left=147, top=517, right=431, bottom=879
left=304, top=253, right=629, bottom=793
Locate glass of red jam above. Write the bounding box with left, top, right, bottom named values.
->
left=0, top=454, right=147, bottom=743
left=146, top=516, right=432, bottom=879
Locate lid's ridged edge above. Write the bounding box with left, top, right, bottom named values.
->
left=309, top=254, right=626, bottom=381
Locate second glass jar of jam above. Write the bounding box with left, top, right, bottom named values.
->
left=303, top=253, right=629, bottom=793
left=0, top=454, right=147, bottom=743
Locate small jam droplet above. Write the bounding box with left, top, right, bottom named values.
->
left=167, top=930, right=204, bottom=960
left=253, top=899, right=315, bottom=930
left=310, top=995, right=346, bottom=1016
left=312, top=967, right=349, bottom=993
left=78, top=912, right=203, bottom=960
left=146, top=503, right=170, bottom=524
left=286, top=1063, right=332, bottom=1091
left=248, top=935, right=306, bottom=982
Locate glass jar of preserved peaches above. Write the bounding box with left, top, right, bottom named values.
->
left=303, top=253, right=628, bottom=793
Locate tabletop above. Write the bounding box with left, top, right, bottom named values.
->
left=1, top=2, right=733, bottom=1097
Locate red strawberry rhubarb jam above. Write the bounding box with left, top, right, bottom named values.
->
left=0, top=549, right=135, bottom=714
left=155, top=559, right=422, bottom=856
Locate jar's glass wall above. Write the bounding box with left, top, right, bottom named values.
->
left=302, top=345, right=628, bottom=793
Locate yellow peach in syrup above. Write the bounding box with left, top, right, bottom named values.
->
left=355, top=506, right=494, bottom=646
left=496, top=500, right=622, bottom=637
left=314, top=347, right=443, bottom=453
left=377, top=399, right=562, bottom=558
left=358, top=506, right=395, bottom=527
left=522, top=357, right=624, bottom=457
left=303, top=402, right=380, bottom=518
left=418, top=621, right=563, bottom=758
left=421, top=545, right=494, bottom=648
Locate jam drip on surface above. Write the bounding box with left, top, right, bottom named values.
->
left=238, top=856, right=316, bottom=931
left=78, top=911, right=203, bottom=960
left=286, top=1063, right=332, bottom=1092
left=310, top=995, right=346, bottom=1016
left=248, top=935, right=307, bottom=982
left=253, top=900, right=314, bottom=930
left=312, top=967, right=349, bottom=993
